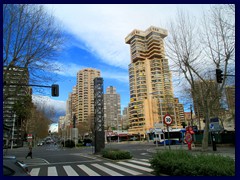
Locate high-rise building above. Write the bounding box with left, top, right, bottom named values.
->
left=76, top=68, right=101, bottom=132
left=103, top=86, right=121, bottom=130
left=125, top=26, right=183, bottom=137
left=225, top=86, right=235, bottom=111
left=122, top=107, right=129, bottom=130
left=174, top=98, right=185, bottom=127
left=192, top=80, right=222, bottom=119
left=3, top=66, right=31, bottom=146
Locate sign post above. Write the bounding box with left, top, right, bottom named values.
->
left=163, top=114, right=173, bottom=150
left=185, top=126, right=194, bottom=150
left=209, top=117, right=222, bottom=151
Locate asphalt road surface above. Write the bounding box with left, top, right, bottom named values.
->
left=5, top=143, right=156, bottom=176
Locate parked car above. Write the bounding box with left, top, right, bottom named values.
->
left=37, top=142, right=43, bottom=146
left=83, top=139, right=92, bottom=146
left=3, top=156, right=30, bottom=176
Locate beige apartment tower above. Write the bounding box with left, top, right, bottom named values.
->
left=76, top=68, right=101, bottom=132
left=125, top=26, right=183, bottom=136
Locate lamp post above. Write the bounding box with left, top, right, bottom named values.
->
left=149, top=92, right=166, bottom=148
left=190, top=104, right=195, bottom=146
left=117, top=115, right=120, bottom=143
left=11, top=113, right=16, bottom=149
left=190, top=105, right=193, bottom=127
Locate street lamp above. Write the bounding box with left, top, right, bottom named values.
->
left=117, top=115, right=120, bottom=143
left=149, top=92, right=166, bottom=148
left=190, top=105, right=193, bottom=127
left=11, top=113, right=16, bottom=149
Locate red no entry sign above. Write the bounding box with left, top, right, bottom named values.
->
left=185, top=132, right=193, bottom=143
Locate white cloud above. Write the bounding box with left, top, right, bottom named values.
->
left=53, top=62, right=86, bottom=77
left=101, top=71, right=129, bottom=83
left=49, top=123, right=58, bottom=133
left=44, top=4, right=209, bottom=70
left=32, top=95, right=66, bottom=115
left=53, top=61, right=129, bottom=83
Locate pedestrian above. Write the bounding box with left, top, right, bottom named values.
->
left=26, top=145, right=32, bottom=159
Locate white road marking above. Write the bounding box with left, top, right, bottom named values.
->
left=118, top=162, right=153, bottom=172
left=63, top=165, right=78, bottom=176
left=30, top=168, right=40, bottom=176
left=127, top=159, right=151, bottom=166
left=78, top=165, right=100, bottom=176
left=91, top=163, right=124, bottom=176
left=48, top=166, right=58, bottom=176
left=104, top=162, right=142, bottom=175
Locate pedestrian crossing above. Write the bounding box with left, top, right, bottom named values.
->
left=29, top=159, right=154, bottom=176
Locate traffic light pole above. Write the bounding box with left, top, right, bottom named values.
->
left=4, top=82, right=59, bottom=96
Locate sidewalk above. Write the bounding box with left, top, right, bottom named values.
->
left=147, top=143, right=235, bottom=160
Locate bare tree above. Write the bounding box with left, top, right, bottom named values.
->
left=30, top=105, right=52, bottom=140
left=166, top=5, right=235, bottom=151
left=3, top=4, right=65, bottom=96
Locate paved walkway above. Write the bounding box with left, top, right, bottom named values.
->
left=147, top=143, right=235, bottom=160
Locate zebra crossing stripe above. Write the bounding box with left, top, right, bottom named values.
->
left=78, top=165, right=100, bottom=176
left=30, top=168, right=40, bottom=176
left=48, top=166, right=58, bottom=176
left=63, top=166, right=78, bottom=176
left=104, top=162, right=142, bottom=175
left=139, top=159, right=150, bottom=162
left=91, top=163, right=124, bottom=176
left=117, top=162, right=153, bottom=172
left=128, top=160, right=151, bottom=166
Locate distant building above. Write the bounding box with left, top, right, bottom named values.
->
left=104, top=86, right=121, bottom=130
left=76, top=68, right=101, bottom=132
left=192, top=80, right=222, bottom=119
left=225, top=86, right=235, bottom=111
left=174, top=98, right=185, bottom=128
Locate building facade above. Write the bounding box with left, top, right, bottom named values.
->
left=225, top=86, right=235, bottom=111
left=76, top=68, right=101, bottom=133
left=122, top=107, right=130, bottom=130
left=125, top=26, right=184, bottom=137
left=3, top=66, right=31, bottom=146
left=103, top=86, right=121, bottom=130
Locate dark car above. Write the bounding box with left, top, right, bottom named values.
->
left=3, top=155, right=30, bottom=176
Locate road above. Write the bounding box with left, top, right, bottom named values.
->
left=5, top=143, right=156, bottom=176
left=5, top=141, right=234, bottom=176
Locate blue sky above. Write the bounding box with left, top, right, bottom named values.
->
left=33, top=4, right=215, bottom=119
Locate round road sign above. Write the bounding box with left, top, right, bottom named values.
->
left=163, top=114, right=173, bottom=125
left=185, top=132, right=193, bottom=143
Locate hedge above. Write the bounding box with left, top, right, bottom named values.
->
left=64, top=140, right=75, bottom=148
left=101, top=148, right=132, bottom=160
left=150, top=150, right=235, bottom=176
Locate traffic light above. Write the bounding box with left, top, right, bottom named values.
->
left=51, top=84, right=59, bottom=97
left=216, top=69, right=223, bottom=83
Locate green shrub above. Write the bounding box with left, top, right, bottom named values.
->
left=150, top=150, right=235, bottom=176
left=101, top=148, right=132, bottom=160
left=76, top=143, right=84, bottom=147
left=64, top=140, right=75, bottom=148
